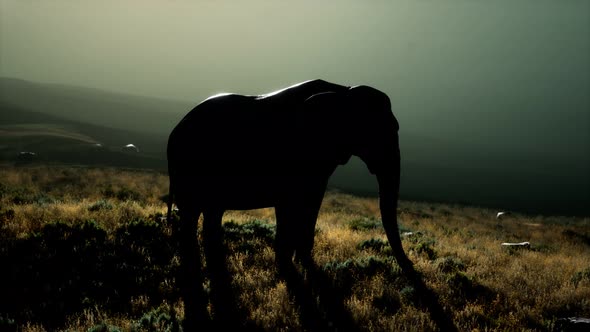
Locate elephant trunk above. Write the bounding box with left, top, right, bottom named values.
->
left=377, top=172, right=415, bottom=275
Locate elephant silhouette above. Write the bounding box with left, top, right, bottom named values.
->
left=167, top=79, right=414, bottom=329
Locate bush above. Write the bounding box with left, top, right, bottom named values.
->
left=571, top=267, right=590, bottom=288
left=103, top=186, right=142, bottom=202
left=414, top=240, right=437, bottom=260
left=88, top=322, right=121, bottom=332
left=358, top=238, right=388, bottom=251
left=357, top=238, right=394, bottom=256
left=435, top=256, right=466, bottom=274
left=399, top=286, right=417, bottom=303
left=89, top=199, right=114, bottom=211
left=223, top=220, right=275, bottom=244
left=116, top=188, right=142, bottom=202
left=9, top=187, right=36, bottom=205
left=348, top=217, right=382, bottom=231
left=132, top=305, right=180, bottom=332
left=322, top=256, right=404, bottom=292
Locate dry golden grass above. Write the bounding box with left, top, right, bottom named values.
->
left=1, top=165, right=589, bottom=331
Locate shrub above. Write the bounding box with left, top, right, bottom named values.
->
left=348, top=217, right=382, bottom=231
left=435, top=256, right=466, bottom=274
left=88, top=322, right=121, bottom=332
left=116, top=188, right=142, bottom=202
left=358, top=238, right=388, bottom=251
left=89, top=199, right=114, bottom=211
left=103, top=186, right=142, bottom=202
left=414, top=240, right=437, bottom=260
left=9, top=187, right=36, bottom=205
left=357, top=238, right=394, bottom=256
left=0, top=183, right=9, bottom=199
left=562, top=229, right=590, bottom=246
left=399, top=286, right=417, bottom=304
left=0, top=209, right=15, bottom=222
left=132, top=305, right=180, bottom=332
left=0, top=314, right=16, bottom=332
left=372, top=286, right=401, bottom=314
left=571, top=267, right=590, bottom=288
left=223, top=220, right=275, bottom=243
left=322, top=256, right=404, bottom=292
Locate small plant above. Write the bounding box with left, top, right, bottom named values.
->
left=223, top=220, right=276, bottom=243
left=88, top=199, right=114, bottom=211
left=348, top=217, right=382, bottom=231
left=435, top=256, right=466, bottom=274
left=571, top=267, right=590, bottom=288
left=103, top=186, right=142, bottom=202
left=399, top=286, right=416, bottom=303
left=372, top=286, right=401, bottom=314
left=358, top=238, right=388, bottom=251
left=358, top=238, right=393, bottom=256
left=322, top=256, right=403, bottom=292
left=88, top=322, right=122, bottom=332
left=531, top=243, right=554, bottom=253
left=116, top=188, right=142, bottom=202
left=0, top=314, right=16, bottom=331
left=414, top=239, right=437, bottom=260
left=9, top=187, right=36, bottom=205
left=562, top=229, right=590, bottom=246
left=132, top=305, right=180, bottom=332
left=0, top=209, right=15, bottom=222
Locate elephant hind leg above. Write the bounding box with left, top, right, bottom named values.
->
left=178, top=207, right=209, bottom=329
left=202, top=209, right=225, bottom=273
left=202, top=209, right=242, bottom=326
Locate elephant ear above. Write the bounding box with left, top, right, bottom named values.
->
left=300, top=91, right=354, bottom=165
left=302, top=91, right=352, bottom=127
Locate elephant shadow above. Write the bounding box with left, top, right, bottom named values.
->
left=201, top=220, right=458, bottom=332
left=194, top=219, right=359, bottom=331
left=0, top=216, right=181, bottom=330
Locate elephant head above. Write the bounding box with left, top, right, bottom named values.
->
left=305, top=86, right=414, bottom=273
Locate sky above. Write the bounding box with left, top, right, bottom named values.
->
left=1, top=0, right=589, bottom=161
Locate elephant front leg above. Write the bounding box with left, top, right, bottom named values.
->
left=293, top=200, right=323, bottom=269
left=274, top=203, right=299, bottom=277
left=178, top=207, right=209, bottom=329
left=275, top=183, right=325, bottom=275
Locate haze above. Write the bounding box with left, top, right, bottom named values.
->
left=1, top=0, right=589, bottom=214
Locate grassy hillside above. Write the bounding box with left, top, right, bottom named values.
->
left=0, top=102, right=167, bottom=169
left=1, top=165, right=589, bottom=331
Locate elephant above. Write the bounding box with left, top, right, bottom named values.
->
left=166, top=79, right=414, bottom=327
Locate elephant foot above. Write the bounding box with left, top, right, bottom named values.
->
left=182, top=305, right=210, bottom=332
left=276, top=261, right=296, bottom=279
left=395, top=253, right=417, bottom=279
left=294, top=253, right=315, bottom=271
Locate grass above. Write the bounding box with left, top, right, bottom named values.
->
left=1, top=165, right=589, bottom=331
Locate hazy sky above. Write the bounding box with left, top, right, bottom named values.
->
left=1, top=0, right=589, bottom=160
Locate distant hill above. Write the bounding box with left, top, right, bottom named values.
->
left=0, top=77, right=192, bottom=136
left=0, top=100, right=167, bottom=169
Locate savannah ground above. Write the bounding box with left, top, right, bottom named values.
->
left=1, top=165, right=589, bottom=331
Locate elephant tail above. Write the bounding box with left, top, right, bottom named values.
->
left=166, top=175, right=174, bottom=223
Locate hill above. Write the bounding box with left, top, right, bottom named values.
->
left=0, top=101, right=167, bottom=169
left=1, top=166, right=588, bottom=331
left=0, top=77, right=191, bottom=136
